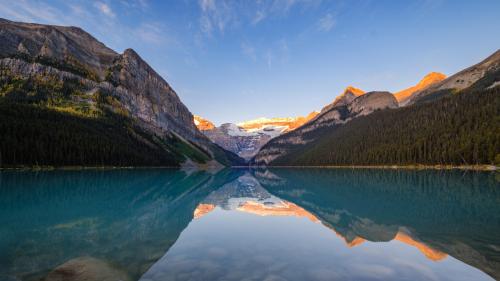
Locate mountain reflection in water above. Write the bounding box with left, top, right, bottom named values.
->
left=0, top=169, right=498, bottom=281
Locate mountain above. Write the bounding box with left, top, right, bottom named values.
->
left=193, top=115, right=215, bottom=130
left=0, top=18, right=244, bottom=167
left=194, top=113, right=318, bottom=159
left=394, top=72, right=446, bottom=106
left=253, top=88, right=398, bottom=165
left=252, top=50, right=500, bottom=166
left=238, top=112, right=319, bottom=132
left=406, top=49, right=500, bottom=105
left=320, top=86, right=365, bottom=112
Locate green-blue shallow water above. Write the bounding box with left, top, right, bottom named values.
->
left=0, top=169, right=498, bottom=281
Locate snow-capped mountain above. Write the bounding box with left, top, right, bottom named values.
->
left=194, top=113, right=318, bottom=160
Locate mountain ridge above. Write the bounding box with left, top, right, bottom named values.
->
left=394, top=72, right=447, bottom=105
left=194, top=112, right=318, bottom=159
left=0, top=18, right=244, bottom=167
left=252, top=50, right=500, bottom=166
left=407, top=49, right=500, bottom=105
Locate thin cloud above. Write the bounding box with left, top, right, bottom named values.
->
left=119, top=0, right=149, bottom=11
left=198, top=0, right=235, bottom=36
left=252, top=10, right=266, bottom=25
left=317, top=13, right=335, bottom=32
left=0, top=0, right=69, bottom=25
left=94, top=1, right=116, bottom=18
left=200, top=0, right=216, bottom=12
left=134, top=23, right=168, bottom=45
left=196, top=0, right=323, bottom=35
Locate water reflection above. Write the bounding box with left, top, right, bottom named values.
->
left=0, top=169, right=243, bottom=281
left=255, top=169, right=500, bottom=280
left=0, top=168, right=498, bottom=281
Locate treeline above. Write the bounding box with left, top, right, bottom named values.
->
left=0, top=101, right=184, bottom=167
left=0, top=66, right=214, bottom=167
left=272, top=87, right=500, bottom=166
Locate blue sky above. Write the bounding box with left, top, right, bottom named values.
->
left=1, top=0, right=499, bottom=125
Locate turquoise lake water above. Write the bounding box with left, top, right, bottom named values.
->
left=0, top=169, right=498, bottom=281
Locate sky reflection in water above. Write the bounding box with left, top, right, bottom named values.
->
left=0, top=169, right=498, bottom=281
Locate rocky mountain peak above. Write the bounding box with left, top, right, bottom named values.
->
left=0, top=18, right=118, bottom=80
left=344, top=86, right=365, bottom=96
left=321, top=86, right=365, bottom=113
left=305, top=111, right=320, bottom=121
left=394, top=72, right=446, bottom=105
left=418, top=72, right=447, bottom=87
left=406, top=49, right=500, bottom=105
left=194, top=115, right=216, bottom=130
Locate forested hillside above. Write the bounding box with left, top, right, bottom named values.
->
left=266, top=87, right=500, bottom=166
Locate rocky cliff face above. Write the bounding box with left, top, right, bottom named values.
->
left=0, top=18, right=116, bottom=80
left=106, top=48, right=201, bottom=142
left=348, top=91, right=398, bottom=116
left=253, top=88, right=398, bottom=165
left=0, top=18, right=243, bottom=166
left=195, top=113, right=318, bottom=159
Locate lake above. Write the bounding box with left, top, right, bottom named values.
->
left=0, top=168, right=498, bottom=281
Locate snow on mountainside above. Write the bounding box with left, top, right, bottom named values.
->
left=238, top=116, right=311, bottom=132
left=194, top=112, right=318, bottom=159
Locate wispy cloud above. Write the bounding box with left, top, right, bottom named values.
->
left=94, top=1, right=116, bottom=18
left=134, top=22, right=169, bottom=45
left=317, top=13, right=335, bottom=32
left=0, top=0, right=179, bottom=53
left=250, top=0, right=321, bottom=25
left=0, top=0, right=69, bottom=25
left=197, top=0, right=322, bottom=36
left=252, top=10, right=266, bottom=25
left=119, top=0, right=149, bottom=11
left=198, top=0, right=235, bottom=37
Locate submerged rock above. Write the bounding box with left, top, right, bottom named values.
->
left=44, top=257, right=131, bottom=281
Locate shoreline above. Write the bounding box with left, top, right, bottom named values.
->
left=0, top=166, right=180, bottom=171
left=1, top=164, right=497, bottom=172
left=246, top=164, right=498, bottom=171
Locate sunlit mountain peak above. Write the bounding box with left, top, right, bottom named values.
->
left=193, top=115, right=215, bottom=131
left=394, top=72, right=447, bottom=103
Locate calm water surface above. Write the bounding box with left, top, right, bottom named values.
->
left=0, top=169, right=498, bottom=281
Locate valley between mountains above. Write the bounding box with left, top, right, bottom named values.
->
left=0, top=18, right=499, bottom=168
